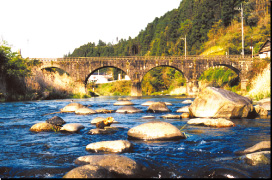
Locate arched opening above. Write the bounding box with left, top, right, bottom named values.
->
left=142, top=66, right=187, bottom=96
left=85, top=66, right=131, bottom=96
left=198, top=66, right=240, bottom=92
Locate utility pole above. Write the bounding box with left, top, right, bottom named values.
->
left=181, top=35, right=187, bottom=59
left=235, top=3, right=244, bottom=57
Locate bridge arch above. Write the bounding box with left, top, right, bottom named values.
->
left=84, top=66, right=130, bottom=85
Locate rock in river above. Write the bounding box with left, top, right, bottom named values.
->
left=75, top=107, right=96, bottom=115
left=141, top=101, right=172, bottom=106
left=234, top=141, right=271, bottom=155
left=113, top=100, right=134, bottom=106
left=90, top=117, right=118, bottom=124
left=60, top=123, right=85, bottom=132
left=29, top=122, right=59, bottom=132
left=147, top=102, right=171, bottom=113
left=60, top=103, right=85, bottom=113
left=116, top=106, right=143, bottom=113
left=189, top=87, right=254, bottom=118
left=187, top=118, right=235, bottom=127
left=45, top=116, right=66, bottom=126
left=63, top=164, right=112, bottom=178
left=161, top=114, right=181, bottom=119
left=127, top=121, right=186, bottom=141
left=86, top=140, right=132, bottom=153
left=177, top=106, right=189, bottom=113
left=74, top=154, right=147, bottom=177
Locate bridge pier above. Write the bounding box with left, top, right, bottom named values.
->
left=186, top=79, right=199, bottom=95
left=240, top=78, right=249, bottom=91
left=131, top=81, right=142, bottom=96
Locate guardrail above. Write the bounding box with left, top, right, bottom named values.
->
left=30, top=55, right=254, bottom=62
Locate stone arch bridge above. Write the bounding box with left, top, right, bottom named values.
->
left=32, top=55, right=254, bottom=96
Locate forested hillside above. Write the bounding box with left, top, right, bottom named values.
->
left=66, top=0, right=270, bottom=57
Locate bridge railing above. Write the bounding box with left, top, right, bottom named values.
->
left=30, top=55, right=254, bottom=62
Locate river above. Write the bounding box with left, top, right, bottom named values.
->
left=0, top=96, right=270, bottom=178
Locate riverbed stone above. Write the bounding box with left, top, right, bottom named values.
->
left=182, top=99, right=193, bottom=104
left=161, top=114, right=181, bottom=119
left=253, top=105, right=268, bottom=116
left=256, top=98, right=271, bottom=111
left=95, top=108, right=115, bottom=113
left=45, top=116, right=66, bottom=126
left=88, top=128, right=117, bottom=135
left=113, top=100, right=134, bottom=106
left=234, top=141, right=271, bottom=155
left=189, top=87, right=254, bottom=118
left=86, top=140, right=132, bottom=153
left=244, top=151, right=270, bottom=166
left=63, top=164, right=112, bottom=178
left=187, top=118, right=235, bottom=127
left=181, top=112, right=190, bottom=118
left=177, top=106, right=189, bottom=113
left=29, top=122, right=59, bottom=132
left=74, top=154, right=147, bottom=178
left=147, top=102, right=171, bottom=113
left=60, top=103, right=85, bottom=113
left=60, top=123, right=85, bottom=132
left=75, top=107, right=97, bottom=115
left=141, top=101, right=172, bottom=106
left=117, top=97, right=130, bottom=101
left=142, top=116, right=155, bottom=119
left=90, top=117, right=118, bottom=124
left=127, top=121, right=186, bottom=141
left=116, top=106, right=143, bottom=113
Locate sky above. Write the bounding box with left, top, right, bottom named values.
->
left=1, top=0, right=181, bottom=58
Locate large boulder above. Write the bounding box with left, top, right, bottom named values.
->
left=75, top=107, right=96, bottom=115
left=234, top=141, right=271, bottom=155
left=113, top=100, right=134, bottom=106
left=60, top=123, right=85, bottom=132
left=127, top=121, right=186, bottom=141
left=147, top=102, right=171, bottom=113
left=29, top=122, right=59, bottom=132
left=74, top=154, right=147, bottom=178
left=187, top=118, right=235, bottom=127
left=63, top=164, right=112, bottom=178
left=116, top=106, right=143, bottom=113
left=189, top=87, right=254, bottom=118
left=86, top=140, right=132, bottom=153
left=60, top=103, right=85, bottom=113
left=45, top=116, right=66, bottom=126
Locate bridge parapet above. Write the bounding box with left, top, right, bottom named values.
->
left=31, top=55, right=253, bottom=62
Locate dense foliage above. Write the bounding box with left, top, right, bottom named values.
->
left=66, top=0, right=270, bottom=57
left=0, top=43, right=31, bottom=101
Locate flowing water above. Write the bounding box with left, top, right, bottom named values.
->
left=0, top=96, right=270, bottom=178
